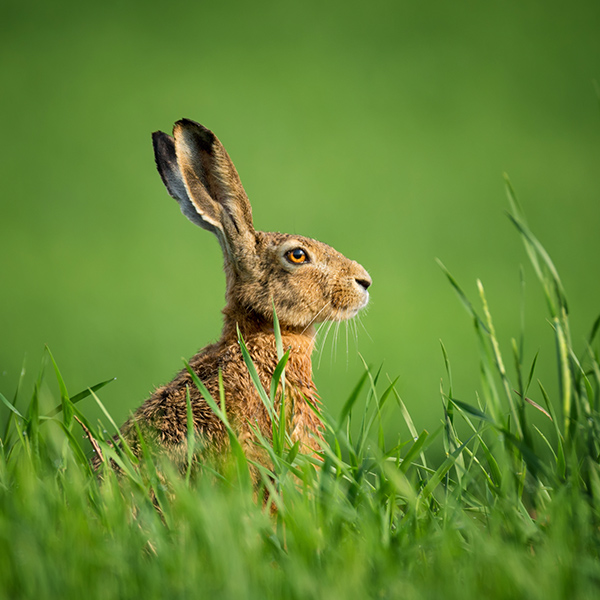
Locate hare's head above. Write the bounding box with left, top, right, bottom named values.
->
left=152, top=119, right=371, bottom=333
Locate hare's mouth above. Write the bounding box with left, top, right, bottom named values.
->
left=330, top=297, right=369, bottom=322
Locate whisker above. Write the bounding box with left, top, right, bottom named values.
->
left=317, top=320, right=335, bottom=369
left=301, top=302, right=332, bottom=336
left=315, top=323, right=328, bottom=358
left=356, top=312, right=373, bottom=342
left=332, top=321, right=341, bottom=366
left=345, top=320, right=349, bottom=369
left=349, top=317, right=356, bottom=355
left=331, top=321, right=342, bottom=365
left=330, top=322, right=336, bottom=366
left=314, top=321, right=328, bottom=338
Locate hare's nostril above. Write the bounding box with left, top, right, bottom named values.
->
left=355, top=278, right=372, bottom=291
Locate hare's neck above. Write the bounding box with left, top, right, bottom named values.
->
left=220, top=308, right=317, bottom=387
left=220, top=306, right=317, bottom=344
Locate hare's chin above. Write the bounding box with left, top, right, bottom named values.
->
left=331, top=304, right=366, bottom=322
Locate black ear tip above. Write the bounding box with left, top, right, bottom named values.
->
left=151, top=130, right=166, bottom=148
left=152, top=130, right=175, bottom=157
left=174, top=118, right=215, bottom=152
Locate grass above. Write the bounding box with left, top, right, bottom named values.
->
left=1, top=182, right=600, bottom=600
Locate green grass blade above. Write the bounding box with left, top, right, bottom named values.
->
left=364, top=376, right=399, bottom=446
left=553, top=318, right=573, bottom=438
left=588, top=314, right=600, bottom=346
left=25, top=378, right=43, bottom=460
left=448, top=398, right=495, bottom=423
left=538, top=381, right=566, bottom=479
left=478, top=279, right=523, bottom=438
left=0, top=391, right=25, bottom=420
left=436, top=259, right=487, bottom=331
left=419, top=435, right=474, bottom=503
left=237, top=325, right=275, bottom=423
left=2, top=357, right=26, bottom=444
left=337, top=369, right=369, bottom=430
left=399, top=430, right=429, bottom=474
left=270, top=350, right=290, bottom=405
left=272, top=299, right=284, bottom=360
left=89, top=389, right=137, bottom=463
left=440, top=339, right=453, bottom=398
left=46, top=377, right=116, bottom=418
left=54, top=420, right=94, bottom=474
left=185, top=362, right=228, bottom=426
left=185, top=385, right=196, bottom=485
left=45, top=346, right=74, bottom=429
left=131, top=419, right=171, bottom=525
left=525, top=351, right=539, bottom=396
left=185, top=361, right=250, bottom=487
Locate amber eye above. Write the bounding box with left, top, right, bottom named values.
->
left=286, top=248, right=309, bottom=264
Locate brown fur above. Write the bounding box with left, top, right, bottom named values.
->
left=100, top=120, right=371, bottom=477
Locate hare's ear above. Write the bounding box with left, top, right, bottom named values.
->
left=171, top=119, right=256, bottom=265
left=152, top=131, right=219, bottom=232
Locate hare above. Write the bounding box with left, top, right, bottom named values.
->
left=109, top=119, right=371, bottom=474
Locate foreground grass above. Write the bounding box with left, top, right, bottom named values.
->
left=1, top=185, right=600, bottom=600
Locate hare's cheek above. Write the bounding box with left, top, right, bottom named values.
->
left=330, top=286, right=351, bottom=310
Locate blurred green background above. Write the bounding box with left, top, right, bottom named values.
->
left=1, top=0, right=599, bottom=437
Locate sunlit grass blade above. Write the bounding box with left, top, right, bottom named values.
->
left=440, top=339, right=453, bottom=398
left=478, top=279, right=523, bottom=438
left=552, top=317, right=573, bottom=438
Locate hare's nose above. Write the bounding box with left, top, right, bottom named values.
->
left=355, top=277, right=372, bottom=291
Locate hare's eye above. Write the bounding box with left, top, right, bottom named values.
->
left=286, top=248, right=309, bottom=264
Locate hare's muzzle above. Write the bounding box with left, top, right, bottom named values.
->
left=351, top=266, right=372, bottom=311
left=355, top=277, right=372, bottom=291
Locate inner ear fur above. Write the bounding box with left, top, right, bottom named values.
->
left=172, top=119, right=257, bottom=264
left=152, top=131, right=219, bottom=233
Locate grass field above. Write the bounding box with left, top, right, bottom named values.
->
left=2, top=191, right=599, bottom=599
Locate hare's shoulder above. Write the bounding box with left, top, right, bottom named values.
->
left=127, top=342, right=228, bottom=443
